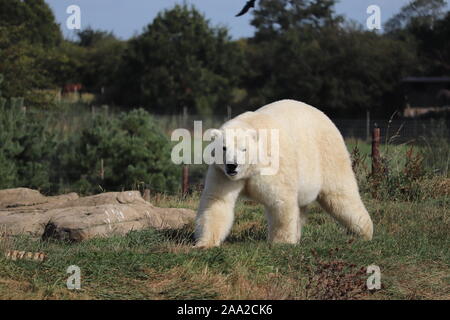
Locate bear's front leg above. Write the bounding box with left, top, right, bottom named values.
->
left=265, top=198, right=301, bottom=244
left=195, top=166, right=244, bottom=248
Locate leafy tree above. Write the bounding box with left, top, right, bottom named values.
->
left=244, top=0, right=344, bottom=108
left=45, top=41, right=86, bottom=88
left=74, top=28, right=127, bottom=96
left=424, top=11, right=450, bottom=74
left=244, top=0, right=417, bottom=116
left=0, top=0, right=62, bottom=47
left=114, top=4, right=244, bottom=115
left=251, top=0, right=342, bottom=40
left=0, top=35, right=73, bottom=106
left=0, top=0, right=65, bottom=102
left=406, top=10, right=450, bottom=75
left=386, top=0, right=450, bottom=75
left=314, top=27, right=417, bottom=116
left=385, top=0, right=447, bottom=33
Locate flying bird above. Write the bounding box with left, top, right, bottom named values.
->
left=236, top=0, right=257, bottom=17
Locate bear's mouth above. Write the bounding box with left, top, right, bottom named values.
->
left=226, top=164, right=238, bottom=176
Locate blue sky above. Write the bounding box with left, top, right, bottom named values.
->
left=45, top=0, right=441, bottom=40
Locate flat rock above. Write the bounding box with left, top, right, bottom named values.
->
left=0, top=188, right=79, bottom=209
left=0, top=188, right=195, bottom=242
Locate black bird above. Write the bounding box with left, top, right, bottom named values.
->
left=235, top=0, right=257, bottom=17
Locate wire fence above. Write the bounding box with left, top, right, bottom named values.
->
left=153, top=113, right=450, bottom=145
left=40, top=104, right=449, bottom=145
left=335, top=118, right=450, bottom=144
left=4, top=106, right=449, bottom=195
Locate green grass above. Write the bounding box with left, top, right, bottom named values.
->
left=1, top=192, right=448, bottom=300
left=0, top=107, right=448, bottom=299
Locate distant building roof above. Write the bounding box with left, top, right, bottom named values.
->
left=402, top=77, right=450, bottom=83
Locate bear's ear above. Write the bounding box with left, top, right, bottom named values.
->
left=210, top=129, right=223, bottom=140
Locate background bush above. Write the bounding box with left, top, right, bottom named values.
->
left=0, top=75, right=57, bottom=192
left=57, top=109, right=180, bottom=194
left=0, top=75, right=180, bottom=195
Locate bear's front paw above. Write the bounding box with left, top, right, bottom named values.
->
left=193, top=240, right=219, bottom=249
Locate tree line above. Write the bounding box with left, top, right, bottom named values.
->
left=1, top=0, right=449, bottom=117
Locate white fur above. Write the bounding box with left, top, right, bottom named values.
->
left=195, top=100, right=374, bottom=248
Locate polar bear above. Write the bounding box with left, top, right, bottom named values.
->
left=195, top=99, right=373, bottom=248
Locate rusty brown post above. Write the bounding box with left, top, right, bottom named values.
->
left=371, top=126, right=381, bottom=176
left=182, top=165, right=189, bottom=196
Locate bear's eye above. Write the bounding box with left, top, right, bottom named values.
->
left=223, top=146, right=227, bottom=151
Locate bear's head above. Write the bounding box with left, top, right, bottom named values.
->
left=210, top=122, right=259, bottom=180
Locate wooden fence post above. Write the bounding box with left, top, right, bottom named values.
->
left=183, top=106, right=188, bottom=128
left=227, top=106, right=232, bottom=120
left=182, top=165, right=189, bottom=196
left=100, top=159, right=104, bottom=180
left=366, top=109, right=370, bottom=142
left=371, top=126, right=381, bottom=176
left=142, top=189, right=151, bottom=202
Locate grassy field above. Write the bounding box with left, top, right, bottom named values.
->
left=0, top=128, right=448, bottom=300
left=0, top=189, right=448, bottom=300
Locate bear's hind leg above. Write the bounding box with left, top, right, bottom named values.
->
left=317, top=191, right=373, bottom=240
left=265, top=198, right=301, bottom=244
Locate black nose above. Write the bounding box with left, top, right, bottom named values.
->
left=226, top=164, right=238, bottom=173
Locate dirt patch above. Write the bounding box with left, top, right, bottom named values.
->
left=305, top=259, right=371, bottom=300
